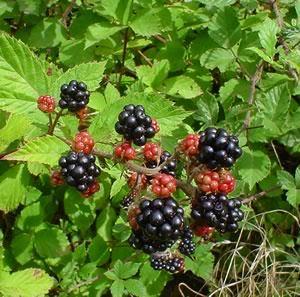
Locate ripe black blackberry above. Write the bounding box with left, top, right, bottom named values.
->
left=198, top=127, right=242, bottom=169
left=150, top=253, right=184, bottom=273
left=59, top=151, right=100, bottom=192
left=146, top=151, right=177, bottom=177
left=136, top=198, right=184, bottom=242
left=115, top=104, right=156, bottom=146
left=59, top=80, right=90, bottom=112
left=129, top=230, right=175, bottom=254
left=191, top=192, right=244, bottom=233
left=178, top=226, right=196, bottom=256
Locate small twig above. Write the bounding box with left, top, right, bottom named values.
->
left=118, top=27, right=130, bottom=88
left=61, top=0, right=76, bottom=29
left=48, top=113, right=53, bottom=128
left=137, top=49, right=153, bottom=66
left=242, top=186, right=281, bottom=204
left=48, top=109, right=63, bottom=135
left=178, top=282, right=206, bottom=297
left=154, top=35, right=167, bottom=44
left=271, top=141, right=283, bottom=169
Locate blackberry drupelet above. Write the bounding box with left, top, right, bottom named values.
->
left=146, top=151, right=177, bottom=176
left=59, top=151, right=100, bottom=192
left=191, top=192, right=244, bottom=233
left=198, top=127, right=242, bottom=169
left=115, top=104, right=156, bottom=146
left=136, top=198, right=184, bottom=242
left=59, top=80, right=90, bottom=112
left=178, top=226, right=196, bottom=256
left=150, top=253, right=184, bottom=273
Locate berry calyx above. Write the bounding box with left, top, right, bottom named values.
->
left=51, top=170, right=64, bottom=186
left=81, top=180, right=100, bottom=197
left=72, top=131, right=95, bottom=154
left=192, top=225, right=215, bottom=238
left=150, top=253, right=184, bottom=273
left=180, top=134, right=200, bottom=157
left=195, top=168, right=235, bottom=194
left=151, top=119, right=160, bottom=133
left=127, top=172, right=148, bottom=189
left=151, top=173, right=177, bottom=197
left=143, top=142, right=161, bottom=162
left=37, top=95, right=56, bottom=113
left=114, top=142, right=136, bottom=161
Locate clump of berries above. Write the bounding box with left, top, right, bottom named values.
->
left=143, top=142, right=161, bottom=161
left=151, top=119, right=160, bottom=133
left=151, top=173, right=177, bottom=197
left=59, top=151, right=100, bottom=193
left=198, top=127, right=242, bottom=169
left=180, top=134, right=199, bottom=157
left=114, top=141, right=136, bottom=161
left=82, top=180, right=100, bottom=198
left=37, top=95, right=56, bottom=113
left=72, top=131, right=94, bottom=154
left=150, top=253, right=184, bottom=273
left=136, top=198, right=184, bottom=242
left=115, top=104, right=156, bottom=146
left=146, top=151, right=177, bottom=177
left=51, top=170, right=64, bottom=186
left=195, top=167, right=235, bottom=194
left=178, top=226, right=196, bottom=256
left=127, top=172, right=148, bottom=189
left=59, top=80, right=90, bottom=112
left=191, top=193, right=244, bottom=233
left=192, top=225, right=215, bottom=239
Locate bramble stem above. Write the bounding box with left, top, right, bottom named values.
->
left=48, top=109, right=63, bottom=135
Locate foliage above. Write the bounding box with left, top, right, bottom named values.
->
left=0, top=0, right=299, bottom=296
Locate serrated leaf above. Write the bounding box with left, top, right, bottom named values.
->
left=113, top=260, right=140, bottom=280
left=111, top=279, right=125, bottom=297
left=34, top=227, right=70, bottom=259
left=4, top=135, right=69, bottom=166
left=104, top=83, right=121, bottom=105
left=125, top=279, right=146, bottom=296
left=295, top=166, right=300, bottom=188
left=51, top=62, right=106, bottom=98
left=11, top=233, right=34, bottom=265
left=208, top=7, right=241, bottom=48
left=195, top=92, right=219, bottom=124
left=101, top=0, right=133, bottom=25
left=286, top=188, right=300, bottom=207
left=0, top=34, right=49, bottom=115
left=110, top=177, right=127, bottom=197
left=88, top=235, right=110, bottom=265
left=277, top=170, right=295, bottom=190
left=96, top=205, right=117, bottom=241
left=258, top=18, right=279, bottom=57
left=0, top=269, right=54, bottom=297
left=0, top=164, right=30, bottom=213
left=237, top=148, right=271, bottom=190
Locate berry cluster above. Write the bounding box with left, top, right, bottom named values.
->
left=198, top=128, right=242, bottom=169
left=151, top=173, right=177, bottom=197
left=59, top=151, right=100, bottom=193
left=59, top=80, right=90, bottom=112
left=146, top=151, right=177, bottom=177
left=114, top=142, right=136, bottom=161
left=127, top=172, right=147, bottom=189
left=191, top=193, right=244, bottom=233
left=178, top=226, right=196, bottom=256
left=143, top=142, right=161, bottom=161
left=115, top=104, right=156, bottom=146
left=180, top=134, right=199, bottom=157
left=37, top=95, right=56, bottom=113
left=81, top=180, right=100, bottom=198
left=136, top=198, right=184, bottom=241
left=72, top=131, right=94, bottom=154
left=195, top=168, right=235, bottom=194
left=150, top=254, right=184, bottom=273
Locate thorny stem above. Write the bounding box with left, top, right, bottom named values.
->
left=118, top=27, right=130, bottom=88
left=48, top=109, right=63, bottom=135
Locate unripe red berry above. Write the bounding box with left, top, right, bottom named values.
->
left=180, top=134, right=200, bottom=157
left=193, top=225, right=215, bottom=238
left=128, top=172, right=148, bottom=189
left=143, top=142, right=161, bottom=162
left=37, top=95, right=56, bottom=113
left=72, top=131, right=95, bottom=154
left=81, top=180, right=100, bottom=198
left=51, top=170, right=64, bottom=186
left=151, top=173, right=177, bottom=197
left=151, top=119, right=160, bottom=133
left=128, top=205, right=141, bottom=230
left=114, top=142, right=136, bottom=161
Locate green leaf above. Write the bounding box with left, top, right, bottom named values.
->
left=34, top=227, right=70, bottom=259
left=160, top=76, right=202, bottom=99
left=286, top=188, right=300, bottom=207
left=195, top=92, right=219, bottom=124
left=125, top=279, right=146, bottom=296
left=4, top=135, right=69, bottom=166
left=85, top=22, right=124, bottom=49
left=0, top=34, right=49, bottom=114
left=16, top=0, right=45, bottom=15
left=111, top=279, right=125, bottom=297
left=0, top=164, right=30, bottom=213
left=28, top=18, right=67, bottom=48
left=200, top=48, right=235, bottom=72
left=277, top=170, right=295, bottom=190
left=88, top=235, right=110, bottom=265
left=113, top=260, right=141, bottom=279
left=237, top=148, right=271, bottom=190
left=110, top=177, right=127, bottom=197
left=295, top=166, right=300, bottom=188
left=11, top=233, right=34, bottom=265
left=104, top=83, right=121, bottom=105
left=96, top=205, right=117, bottom=241
left=208, top=7, right=241, bottom=48
left=0, top=114, right=32, bottom=151
left=258, top=18, right=279, bottom=57
left=101, top=0, right=133, bottom=25
left=0, top=269, right=54, bottom=297
left=51, top=62, right=106, bottom=98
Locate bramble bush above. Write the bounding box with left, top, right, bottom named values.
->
left=0, top=1, right=299, bottom=296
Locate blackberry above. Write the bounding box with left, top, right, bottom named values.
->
left=115, top=104, right=156, bottom=146
left=191, top=192, right=244, bottom=233
left=146, top=151, right=177, bottom=176
left=136, top=198, right=184, bottom=242
left=121, top=194, right=134, bottom=209
left=178, top=226, right=196, bottom=256
left=129, top=230, right=175, bottom=254
left=198, top=127, right=242, bottom=169
left=150, top=253, right=184, bottom=273
left=59, top=80, right=90, bottom=112
left=59, top=151, right=100, bottom=192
